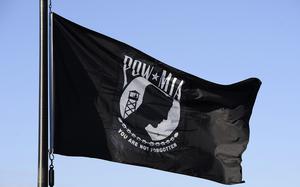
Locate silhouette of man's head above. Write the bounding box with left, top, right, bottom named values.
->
left=124, top=84, right=173, bottom=138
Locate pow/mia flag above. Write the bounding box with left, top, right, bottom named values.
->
left=52, top=13, right=261, bottom=184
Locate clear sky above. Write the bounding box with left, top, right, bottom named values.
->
left=0, top=0, right=300, bottom=187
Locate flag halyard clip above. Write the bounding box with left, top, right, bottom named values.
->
left=49, top=150, right=55, bottom=187
left=49, top=0, right=52, bottom=13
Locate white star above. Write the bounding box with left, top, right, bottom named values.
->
left=151, top=73, right=160, bottom=81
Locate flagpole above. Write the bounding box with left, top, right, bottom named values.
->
left=38, top=0, right=49, bottom=187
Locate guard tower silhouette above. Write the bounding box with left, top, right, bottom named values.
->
left=124, top=90, right=140, bottom=118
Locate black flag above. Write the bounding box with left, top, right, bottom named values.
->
left=52, top=13, right=261, bottom=184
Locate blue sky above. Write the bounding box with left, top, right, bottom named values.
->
left=0, top=0, right=300, bottom=186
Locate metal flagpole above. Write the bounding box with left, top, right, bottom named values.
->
left=38, top=0, right=49, bottom=187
